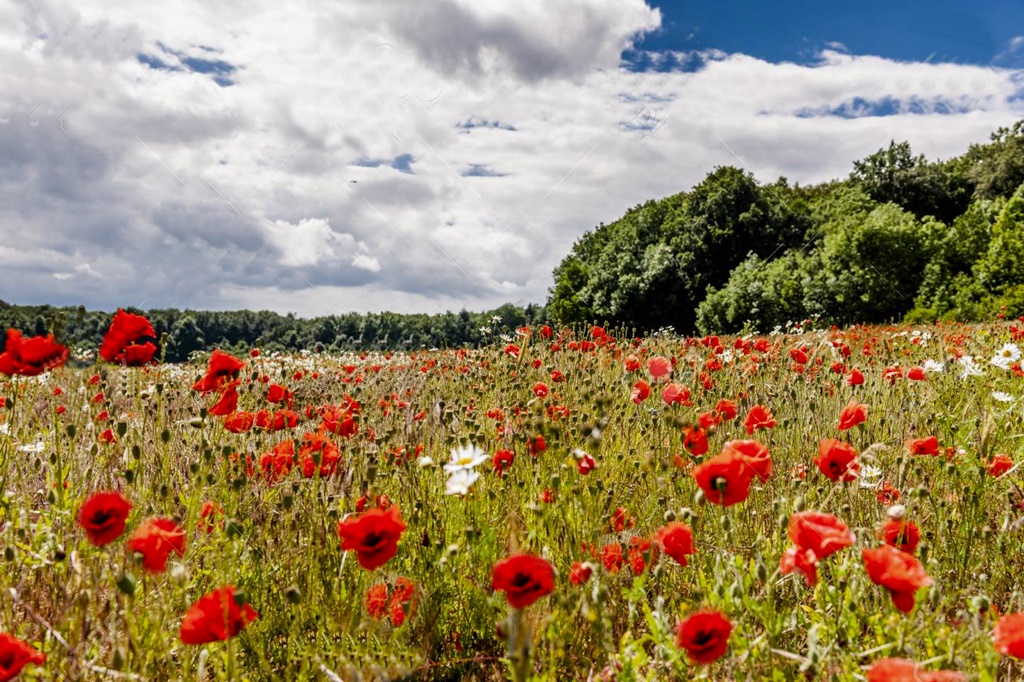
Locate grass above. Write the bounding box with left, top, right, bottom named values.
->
left=2, top=321, right=1024, bottom=680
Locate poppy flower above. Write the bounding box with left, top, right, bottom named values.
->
left=993, top=612, right=1024, bottom=658
left=569, top=561, right=593, bottom=585
left=988, top=453, right=1014, bottom=477
left=388, top=577, right=417, bottom=626
left=865, top=658, right=965, bottom=682
left=224, top=411, right=256, bottom=433
left=714, top=399, right=737, bottom=420
left=193, top=350, right=245, bottom=394
left=837, top=400, right=867, bottom=431
left=906, top=366, right=927, bottom=381
left=532, top=382, right=549, bottom=398
left=862, top=545, right=932, bottom=613
left=814, top=439, right=860, bottom=482
left=907, top=436, right=940, bottom=456
left=721, top=439, right=772, bottom=482
left=493, top=449, right=514, bottom=476
left=197, top=501, right=224, bottom=534
left=698, top=411, right=720, bottom=429
left=527, top=435, right=546, bottom=457
left=647, top=356, right=671, bottom=380
left=779, top=545, right=819, bottom=586
left=266, top=384, right=292, bottom=404
left=654, top=522, right=695, bottom=567
left=78, top=491, right=132, bottom=546
left=631, top=380, right=651, bottom=404
left=743, top=405, right=777, bottom=434
left=601, top=543, right=624, bottom=573
left=298, top=432, right=342, bottom=478
left=882, top=520, right=920, bottom=554
left=692, top=449, right=755, bottom=507
left=683, top=426, right=708, bottom=457
left=179, top=585, right=258, bottom=644
left=0, top=632, right=46, bottom=680
left=662, top=383, right=692, bottom=406
left=337, top=506, right=406, bottom=570
left=789, top=511, right=855, bottom=560
left=790, top=347, right=809, bottom=364
left=259, top=441, right=294, bottom=482
left=877, top=482, right=900, bottom=504
left=846, top=368, right=865, bottom=386
left=675, top=610, right=733, bottom=664
left=0, top=328, right=69, bottom=376
left=365, top=583, right=388, bottom=620
left=208, top=383, right=239, bottom=417
left=99, top=309, right=157, bottom=366
left=320, top=401, right=359, bottom=438
left=491, top=553, right=555, bottom=609
left=577, top=453, right=597, bottom=475
left=128, top=517, right=187, bottom=573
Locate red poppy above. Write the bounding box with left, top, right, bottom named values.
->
left=78, top=491, right=132, bottom=546
left=988, top=453, right=1014, bottom=478
left=814, top=439, right=860, bottom=482
left=907, top=436, right=940, bottom=456
left=297, top=433, right=341, bottom=478
left=321, top=400, right=359, bottom=438
left=266, top=384, right=292, bottom=404
left=337, top=506, right=406, bottom=570
left=98, top=428, right=116, bottom=445
left=743, top=404, right=777, bottom=434
left=197, top=501, right=224, bottom=534
left=259, top=441, right=294, bottom=482
left=790, top=347, right=809, bottom=364
left=862, top=545, right=932, bottom=613
left=676, top=610, right=733, bottom=664
left=837, top=399, right=867, bottom=431
left=846, top=368, right=865, bottom=386
left=365, top=583, right=388, bottom=620
left=647, top=356, right=671, bottom=380
left=179, top=585, right=258, bottom=644
left=532, top=382, right=549, bottom=398
left=877, top=482, right=900, bottom=504
left=0, top=329, right=69, bottom=376
left=692, top=449, right=755, bottom=506
left=789, top=511, right=855, bottom=559
left=493, top=449, right=515, bottom=476
left=129, top=517, right=187, bottom=573
left=193, top=350, right=245, bottom=394
left=662, top=383, right=692, bottom=406
left=714, top=399, right=737, bottom=420
left=906, top=366, right=927, bottom=381
left=624, top=354, right=641, bottom=372
left=654, top=522, right=695, bottom=567
left=224, top=411, right=256, bottom=433
left=99, top=309, right=157, bottom=366
left=779, top=545, right=819, bottom=586
left=683, top=426, right=708, bottom=456
left=601, top=543, right=624, bottom=573
left=491, top=553, right=555, bottom=609
left=388, top=577, right=417, bottom=627
left=698, top=411, right=720, bottom=429
left=865, top=658, right=965, bottom=682
left=882, top=519, right=920, bottom=554
left=569, top=561, right=593, bottom=585
left=527, top=435, right=547, bottom=457
left=993, top=613, right=1024, bottom=658
left=631, top=380, right=651, bottom=404
left=208, top=383, right=239, bottom=417
left=577, top=453, right=597, bottom=475
left=0, top=632, right=46, bottom=681
left=721, top=439, right=772, bottom=482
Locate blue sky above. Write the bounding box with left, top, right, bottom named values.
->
left=632, top=0, right=1024, bottom=68
left=2, top=0, right=1023, bottom=316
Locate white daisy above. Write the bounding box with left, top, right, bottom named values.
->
left=445, top=469, right=480, bottom=496
left=17, top=441, right=45, bottom=453
left=958, top=355, right=985, bottom=378
left=443, top=444, right=488, bottom=474
left=992, top=391, right=1015, bottom=403
left=922, top=359, right=944, bottom=374
left=991, top=343, right=1021, bottom=370
left=859, top=464, right=883, bottom=488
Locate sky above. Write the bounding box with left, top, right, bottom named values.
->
left=1, top=0, right=1022, bottom=318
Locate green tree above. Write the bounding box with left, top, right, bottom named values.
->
left=975, top=182, right=1024, bottom=294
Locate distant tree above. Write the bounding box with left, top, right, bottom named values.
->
left=965, top=120, right=1024, bottom=200
left=166, top=315, right=205, bottom=361
left=975, top=182, right=1024, bottom=294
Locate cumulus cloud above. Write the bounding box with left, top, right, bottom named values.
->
left=0, top=0, right=1022, bottom=316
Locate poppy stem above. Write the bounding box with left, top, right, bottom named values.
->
left=508, top=606, right=531, bottom=682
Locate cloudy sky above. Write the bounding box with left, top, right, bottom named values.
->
left=2, top=0, right=1023, bottom=317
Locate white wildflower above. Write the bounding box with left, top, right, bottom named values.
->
left=958, top=355, right=984, bottom=378
left=991, top=343, right=1021, bottom=370
left=445, top=469, right=480, bottom=496
left=443, top=444, right=488, bottom=474
left=992, top=391, right=1015, bottom=403
left=921, top=359, right=944, bottom=374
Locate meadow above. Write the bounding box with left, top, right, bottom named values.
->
left=2, top=312, right=1024, bottom=680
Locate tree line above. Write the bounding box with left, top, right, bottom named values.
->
left=0, top=302, right=548, bottom=363
left=547, top=120, right=1024, bottom=333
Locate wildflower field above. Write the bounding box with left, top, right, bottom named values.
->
left=4, top=312, right=1024, bottom=680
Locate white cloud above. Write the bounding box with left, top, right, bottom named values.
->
left=0, top=0, right=1022, bottom=316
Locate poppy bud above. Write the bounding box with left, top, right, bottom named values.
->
left=286, top=586, right=302, bottom=604
left=116, top=572, right=137, bottom=597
